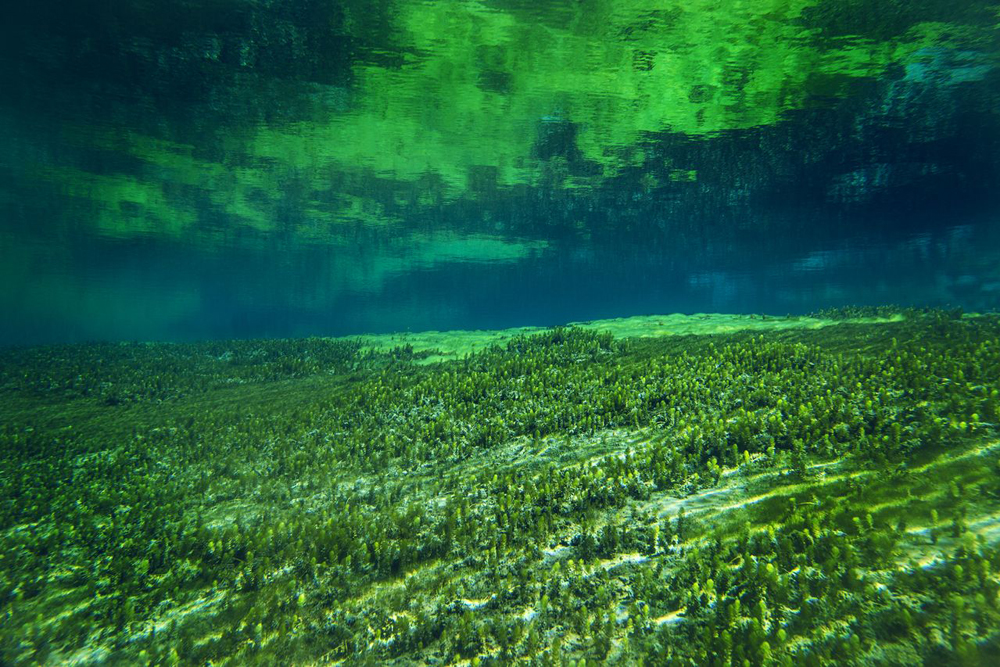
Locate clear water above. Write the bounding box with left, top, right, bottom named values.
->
left=1, top=2, right=999, bottom=666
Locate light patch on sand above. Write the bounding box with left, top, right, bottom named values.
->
left=58, top=646, right=112, bottom=666
left=908, top=439, right=1000, bottom=475
left=131, top=590, right=228, bottom=643
left=349, top=559, right=447, bottom=606
left=648, top=456, right=857, bottom=522
left=458, top=596, right=495, bottom=610
left=597, top=552, right=648, bottom=571
left=971, top=513, right=1000, bottom=538
left=654, top=609, right=686, bottom=625
left=710, top=467, right=873, bottom=515
left=543, top=545, right=572, bottom=559
left=40, top=593, right=93, bottom=629
left=194, top=630, right=224, bottom=649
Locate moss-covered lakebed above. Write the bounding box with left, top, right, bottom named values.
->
left=1, top=308, right=999, bottom=665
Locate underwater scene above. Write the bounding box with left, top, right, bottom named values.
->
left=1, top=0, right=1000, bottom=665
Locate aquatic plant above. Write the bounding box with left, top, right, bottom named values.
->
left=0, top=310, right=998, bottom=664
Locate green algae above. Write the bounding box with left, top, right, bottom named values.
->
left=1, top=308, right=999, bottom=665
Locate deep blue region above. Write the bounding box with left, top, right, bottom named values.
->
left=3, top=207, right=994, bottom=347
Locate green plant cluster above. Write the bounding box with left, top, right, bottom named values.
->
left=0, top=310, right=998, bottom=665
left=631, top=490, right=999, bottom=665
left=0, top=337, right=428, bottom=405
left=805, top=304, right=909, bottom=320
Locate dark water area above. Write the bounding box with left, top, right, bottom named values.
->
left=1, top=0, right=999, bottom=344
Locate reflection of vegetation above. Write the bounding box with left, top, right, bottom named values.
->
left=2, top=308, right=999, bottom=664
left=21, top=1, right=997, bottom=242
left=253, top=0, right=994, bottom=190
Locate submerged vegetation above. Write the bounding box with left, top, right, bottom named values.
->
left=1, top=308, right=999, bottom=665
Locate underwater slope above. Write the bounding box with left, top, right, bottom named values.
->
left=0, top=308, right=999, bottom=665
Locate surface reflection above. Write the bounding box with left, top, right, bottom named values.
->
left=0, top=0, right=997, bottom=343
